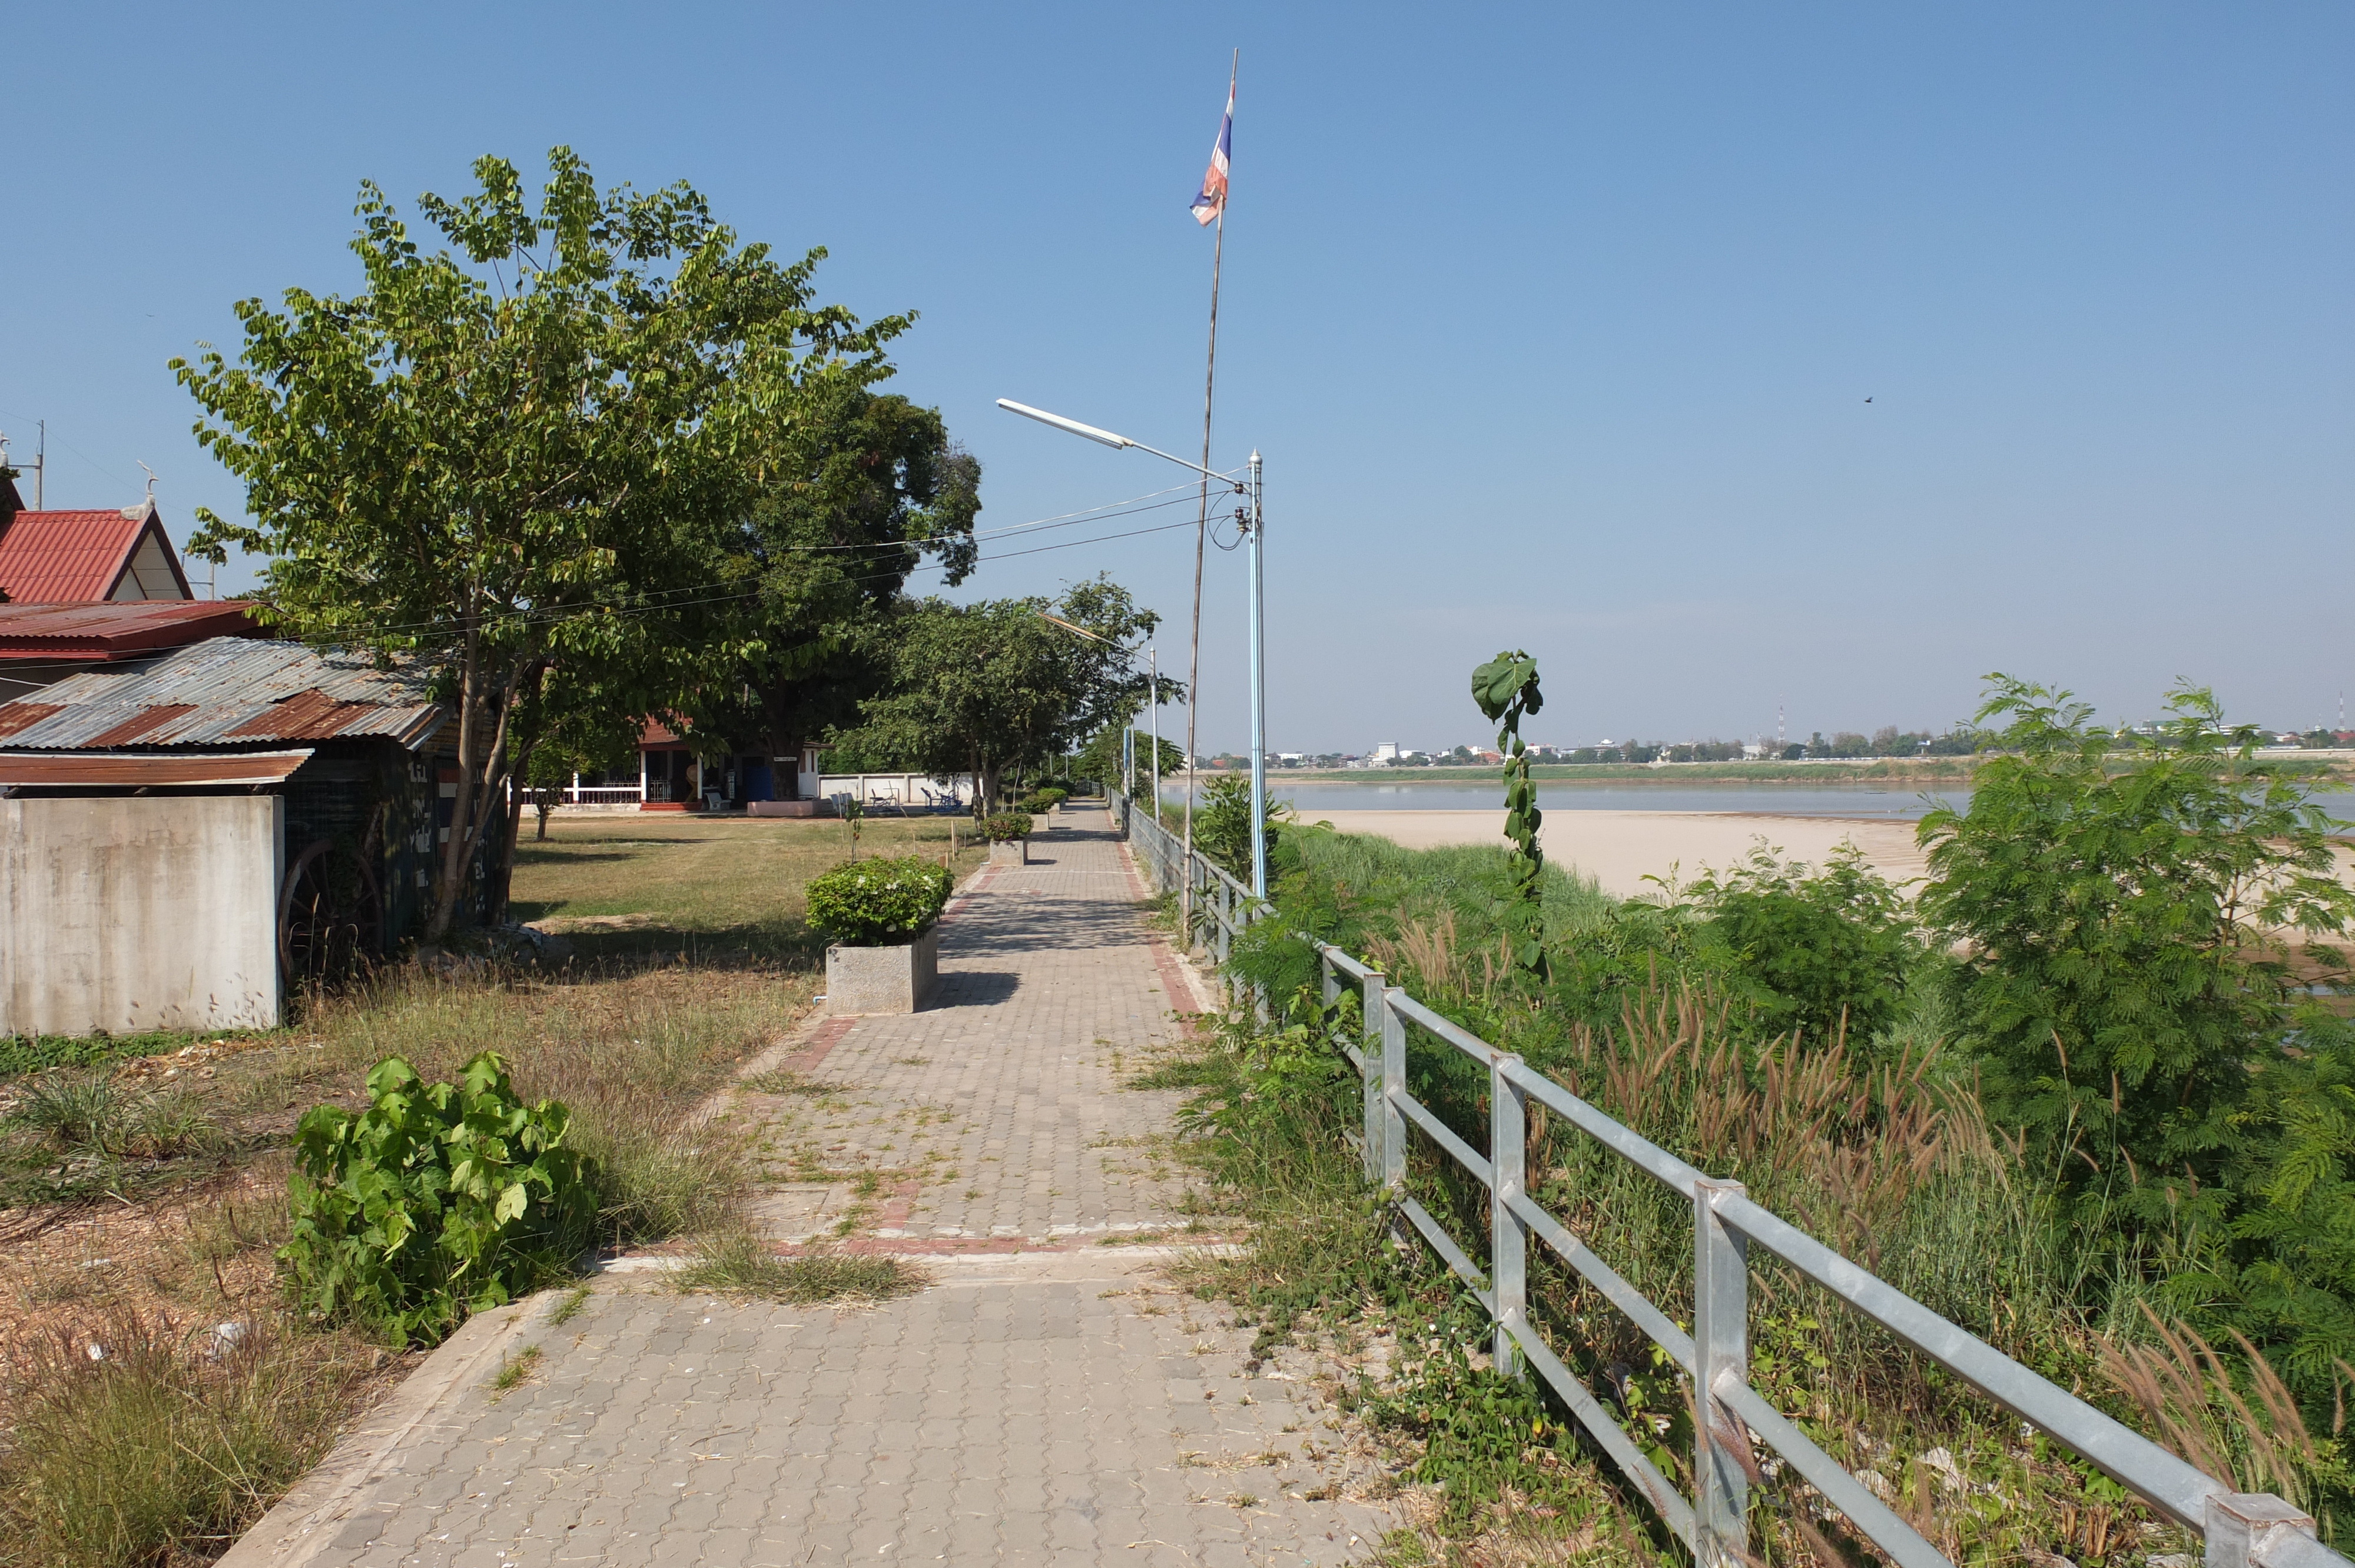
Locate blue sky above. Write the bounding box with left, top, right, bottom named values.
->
left=2, top=4, right=2347, bottom=752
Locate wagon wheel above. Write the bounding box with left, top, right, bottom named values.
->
left=278, top=838, right=383, bottom=985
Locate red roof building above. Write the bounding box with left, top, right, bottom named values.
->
left=0, top=472, right=195, bottom=603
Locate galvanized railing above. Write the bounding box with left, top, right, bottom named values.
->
left=1109, top=790, right=2343, bottom=1568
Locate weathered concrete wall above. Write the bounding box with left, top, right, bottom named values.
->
left=1, top=796, right=281, bottom=1037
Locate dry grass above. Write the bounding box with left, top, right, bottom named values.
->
left=0, top=1310, right=386, bottom=1568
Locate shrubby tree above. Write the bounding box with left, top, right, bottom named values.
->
left=1919, top=676, right=2354, bottom=1196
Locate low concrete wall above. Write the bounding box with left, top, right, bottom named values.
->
left=1, top=796, right=283, bottom=1037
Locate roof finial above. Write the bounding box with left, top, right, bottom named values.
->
left=138, top=461, right=158, bottom=506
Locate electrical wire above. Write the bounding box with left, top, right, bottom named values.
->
left=22, top=501, right=1225, bottom=662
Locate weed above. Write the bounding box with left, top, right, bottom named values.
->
left=490, top=1344, right=543, bottom=1394
left=670, top=1231, right=927, bottom=1305
left=546, top=1285, right=593, bottom=1327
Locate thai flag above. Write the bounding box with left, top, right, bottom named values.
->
left=1190, top=82, right=1232, bottom=226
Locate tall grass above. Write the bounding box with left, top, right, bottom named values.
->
left=0, top=1313, right=376, bottom=1568
left=278, top=962, right=797, bottom=1247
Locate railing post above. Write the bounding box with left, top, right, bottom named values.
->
left=1381, top=978, right=1408, bottom=1188
left=1320, top=949, right=1340, bottom=1009
left=1360, top=970, right=1386, bottom=1185
left=2207, top=1494, right=2318, bottom=1568
left=1693, top=1177, right=1750, bottom=1568
left=1490, top=1054, right=1527, bottom=1378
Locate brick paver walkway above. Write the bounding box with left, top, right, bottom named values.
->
left=229, top=810, right=1393, bottom=1568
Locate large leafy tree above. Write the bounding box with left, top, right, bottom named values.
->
left=671, top=386, right=980, bottom=765
left=851, top=576, right=1173, bottom=813
left=175, top=148, right=928, bottom=939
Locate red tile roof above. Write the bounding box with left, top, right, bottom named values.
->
left=0, top=600, right=262, bottom=661
left=0, top=506, right=188, bottom=602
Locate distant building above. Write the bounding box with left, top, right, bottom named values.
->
left=0, top=473, right=195, bottom=603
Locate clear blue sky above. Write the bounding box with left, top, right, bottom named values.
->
left=4, top=4, right=2347, bottom=752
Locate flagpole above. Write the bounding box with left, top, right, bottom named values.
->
left=1182, top=48, right=1234, bottom=939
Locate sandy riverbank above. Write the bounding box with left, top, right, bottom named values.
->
left=1306, top=809, right=2355, bottom=904
left=1308, top=809, right=1928, bottom=899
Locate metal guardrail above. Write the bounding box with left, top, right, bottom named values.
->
left=1108, top=790, right=2344, bottom=1568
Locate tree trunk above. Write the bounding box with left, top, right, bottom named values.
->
left=426, top=630, right=484, bottom=942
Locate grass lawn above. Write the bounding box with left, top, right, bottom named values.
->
left=509, top=810, right=987, bottom=960
left=0, top=806, right=991, bottom=1567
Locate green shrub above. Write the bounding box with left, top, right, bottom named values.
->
left=803, top=855, right=953, bottom=945
left=980, top=812, right=1032, bottom=843
left=280, top=1052, right=599, bottom=1346
left=1019, top=786, right=1067, bottom=813
left=1687, top=840, right=1919, bottom=1045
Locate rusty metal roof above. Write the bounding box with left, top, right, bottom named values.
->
left=0, top=600, right=264, bottom=660
left=0, top=636, right=445, bottom=750
left=0, top=748, right=315, bottom=788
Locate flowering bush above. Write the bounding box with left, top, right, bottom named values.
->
left=804, top=856, right=954, bottom=946
left=981, top=812, right=1033, bottom=843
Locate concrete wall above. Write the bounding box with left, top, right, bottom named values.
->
left=1, top=796, right=282, bottom=1037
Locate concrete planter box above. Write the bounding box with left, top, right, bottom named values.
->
left=825, top=927, right=939, bottom=1014
left=988, top=838, right=1029, bottom=866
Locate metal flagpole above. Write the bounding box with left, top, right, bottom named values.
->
left=1182, top=48, right=1234, bottom=938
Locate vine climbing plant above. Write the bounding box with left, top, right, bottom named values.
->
left=1472, top=650, right=1548, bottom=979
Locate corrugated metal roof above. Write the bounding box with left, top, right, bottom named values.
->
left=0, top=600, right=263, bottom=660
left=0, top=508, right=155, bottom=602
left=0, top=636, right=445, bottom=750
left=0, top=748, right=314, bottom=788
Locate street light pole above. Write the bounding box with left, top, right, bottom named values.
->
left=1246, top=451, right=1266, bottom=898
left=1000, top=398, right=1265, bottom=905
left=1149, top=645, right=1161, bottom=826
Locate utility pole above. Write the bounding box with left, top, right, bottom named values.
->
left=0, top=423, right=44, bottom=509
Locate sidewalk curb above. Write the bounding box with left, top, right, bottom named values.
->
left=217, top=1290, right=563, bottom=1568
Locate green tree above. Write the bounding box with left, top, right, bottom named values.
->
left=670, top=387, right=980, bottom=768
left=850, top=576, right=1170, bottom=813
left=176, top=148, right=907, bottom=939
left=1918, top=676, right=2355, bottom=1195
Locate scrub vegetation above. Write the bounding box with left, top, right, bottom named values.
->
left=1159, top=672, right=2355, bottom=1565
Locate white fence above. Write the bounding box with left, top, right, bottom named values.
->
left=817, top=773, right=973, bottom=812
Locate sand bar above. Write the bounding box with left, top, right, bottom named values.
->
left=1305, top=809, right=1935, bottom=899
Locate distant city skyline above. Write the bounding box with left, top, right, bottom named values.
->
left=3, top=5, right=2347, bottom=750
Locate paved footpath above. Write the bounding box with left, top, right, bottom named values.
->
left=227, top=810, right=1394, bottom=1568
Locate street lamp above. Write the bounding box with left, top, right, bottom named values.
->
left=1000, top=401, right=1270, bottom=899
